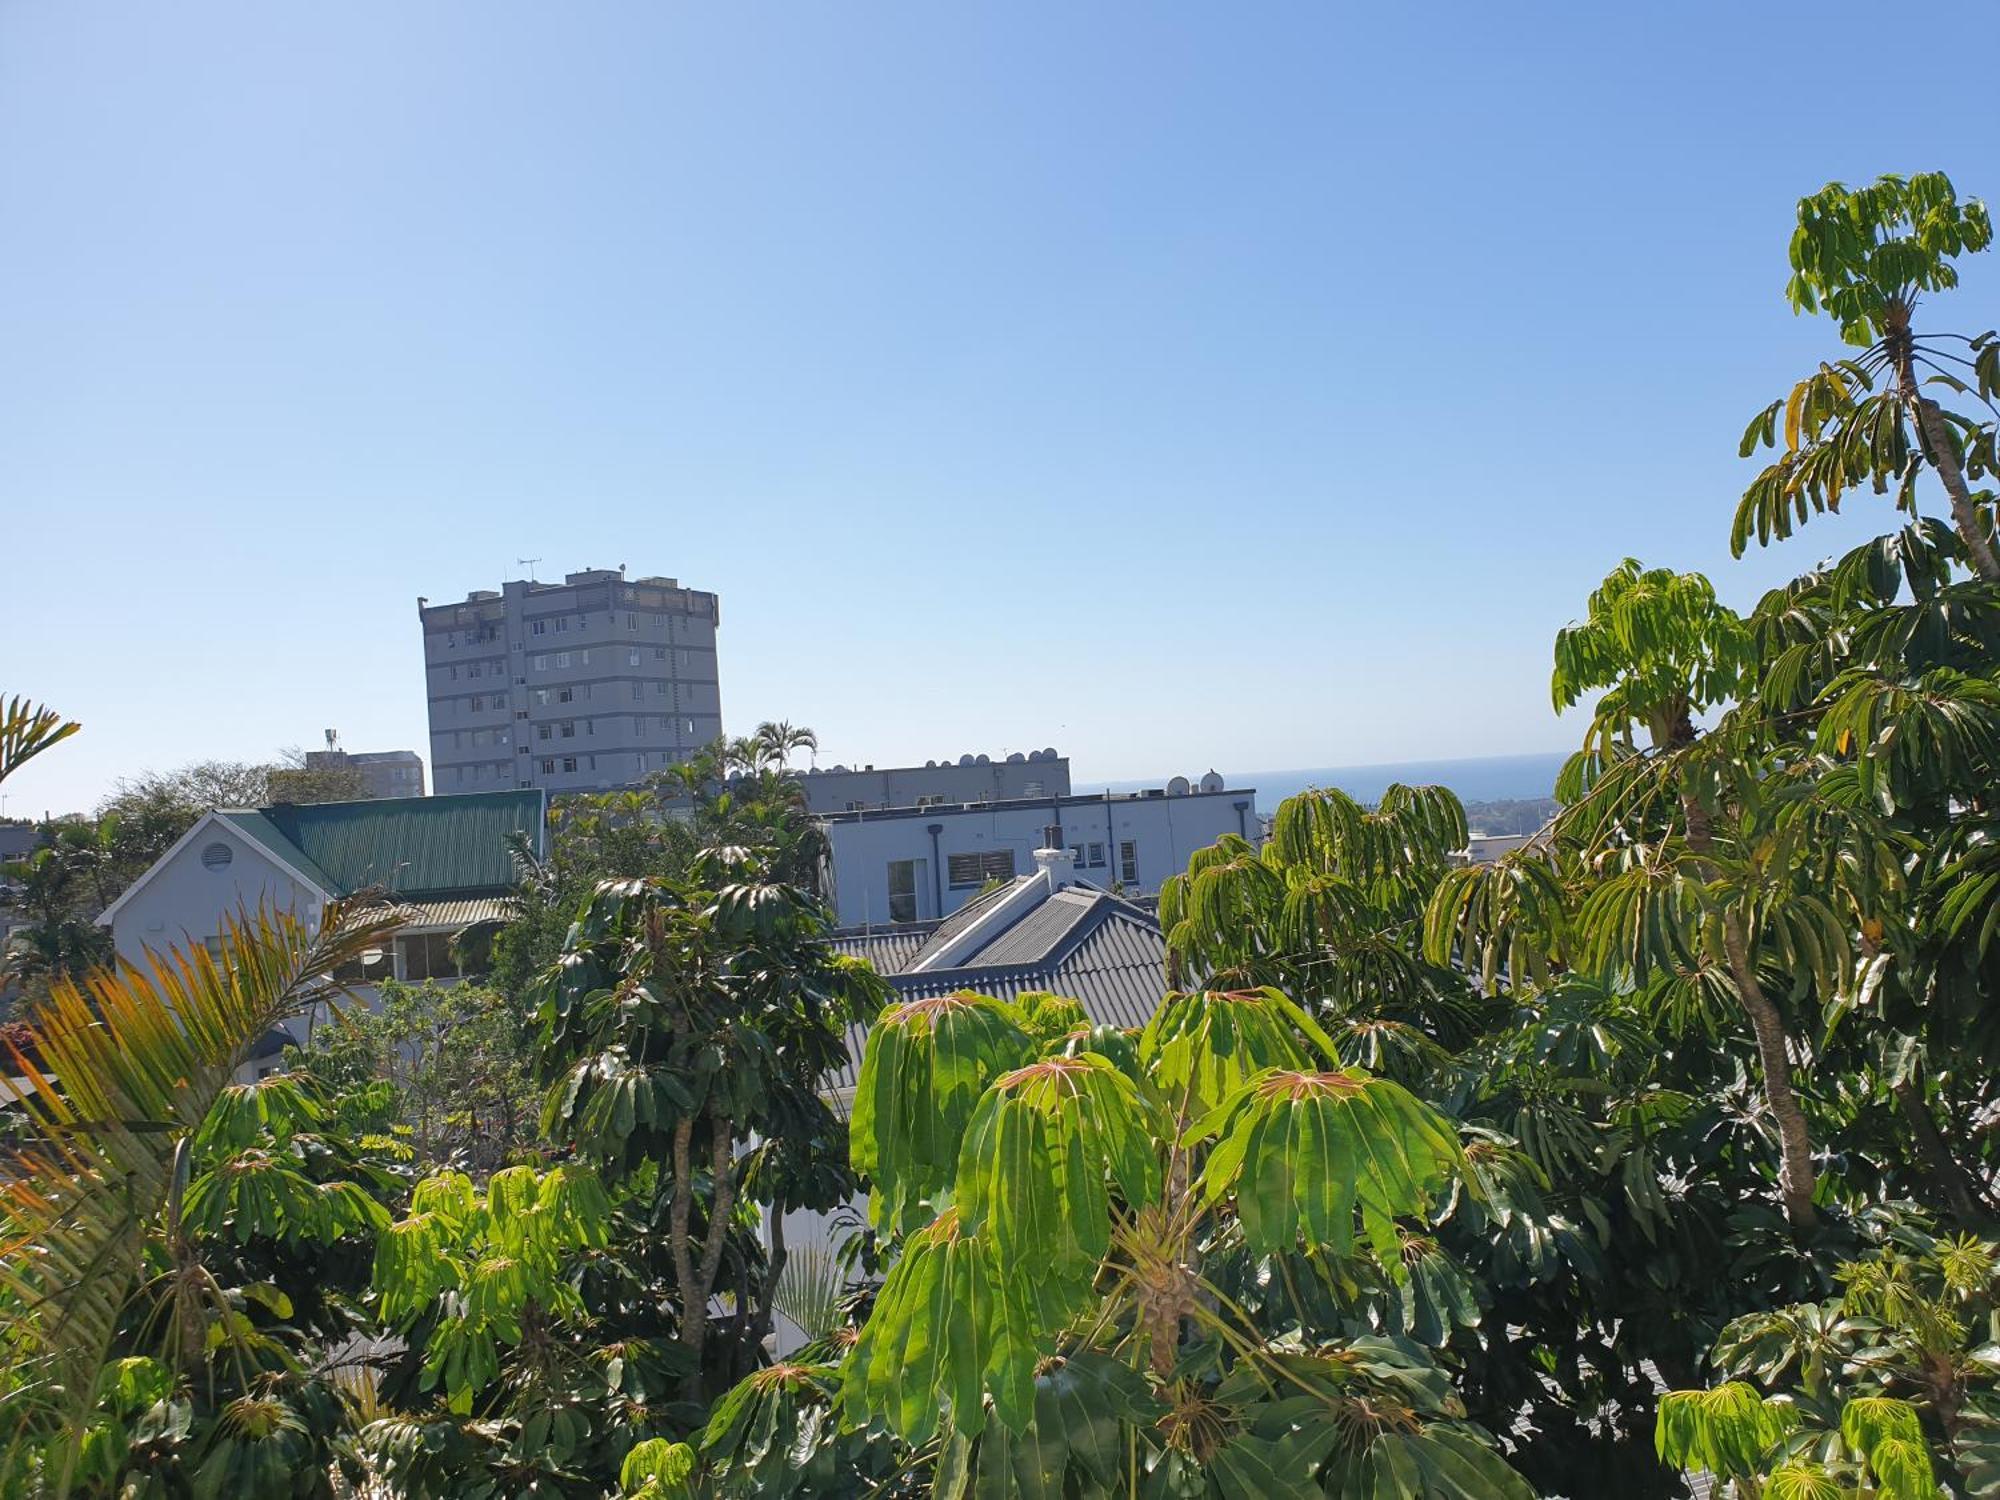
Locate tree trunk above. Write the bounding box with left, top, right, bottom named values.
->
left=670, top=1108, right=738, bottom=1396
left=1681, top=789, right=1820, bottom=1231
left=750, top=1204, right=787, bottom=1356
left=1893, top=336, right=2000, bottom=581
left=1893, top=1077, right=1990, bottom=1222
left=1719, top=913, right=1819, bottom=1231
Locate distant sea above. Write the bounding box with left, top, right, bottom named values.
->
left=1080, top=751, right=1568, bottom=816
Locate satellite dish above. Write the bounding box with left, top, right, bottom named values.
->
left=1167, top=775, right=1191, bottom=796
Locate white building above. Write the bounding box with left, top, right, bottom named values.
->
left=819, top=770, right=1256, bottom=928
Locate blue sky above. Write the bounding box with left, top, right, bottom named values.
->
left=3, top=2, right=1994, bottom=815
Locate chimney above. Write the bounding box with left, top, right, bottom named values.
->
left=1033, top=844, right=1078, bottom=891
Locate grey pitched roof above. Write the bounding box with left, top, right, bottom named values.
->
left=825, top=885, right=1169, bottom=1093
left=967, top=887, right=1102, bottom=966
left=902, top=878, right=1026, bottom=968
left=827, top=925, right=937, bottom=973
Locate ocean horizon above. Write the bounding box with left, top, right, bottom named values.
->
left=1080, top=750, right=1568, bottom=815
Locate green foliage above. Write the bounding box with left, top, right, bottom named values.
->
left=1192, top=1068, right=1464, bottom=1263
left=850, top=992, right=1031, bottom=1235
left=1785, top=172, right=1992, bottom=346
left=1660, top=1229, right=2000, bottom=1496
left=285, top=979, right=539, bottom=1172
left=374, top=1165, right=611, bottom=1410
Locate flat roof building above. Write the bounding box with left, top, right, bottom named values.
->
left=299, top=747, right=426, bottom=800
left=419, top=568, right=722, bottom=796
left=819, top=771, right=1256, bottom=928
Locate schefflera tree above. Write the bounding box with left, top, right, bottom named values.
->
left=706, top=986, right=1539, bottom=1499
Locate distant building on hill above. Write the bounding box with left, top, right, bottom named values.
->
left=286, top=743, right=426, bottom=800
left=796, top=748, right=1070, bottom=813
left=418, top=566, right=722, bottom=797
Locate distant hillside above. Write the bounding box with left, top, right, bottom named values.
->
left=1462, top=796, right=1560, bottom=837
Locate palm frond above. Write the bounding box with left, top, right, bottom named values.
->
left=0, top=899, right=399, bottom=1494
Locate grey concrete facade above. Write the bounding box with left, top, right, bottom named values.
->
left=797, top=749, right=1071, bottom=813
left=303, top=748, right=426, bottom=799
left=419, top=568, right=723, bottom=795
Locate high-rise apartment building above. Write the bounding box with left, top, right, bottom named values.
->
left=419, top=568, right=722, bottom=795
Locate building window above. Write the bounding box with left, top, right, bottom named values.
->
left=558, top=687, right=574, bottom=704
left=1120, top=840, right=1138, bottom=884
left=1087, top=842, right=1105, bottom=868
left=532, top=654, right=548, bottom=671
left=628, top=613, right=639, bottom=631
left=654, top=646, right=667, bottom=660
left=332, top=944, right=393, bottom=984
left=579, top=650, right=591, bottom=666
left=887, top=859, right=921, bottom=923
left=470, top=695, right=484, bottom=712
left=400, top=931, right=460, bottom=982
left=685, top=718, right=696, bottom=736
left=556, top=616, right=569, bottom=633
left=531, top=618, right=547, bottom=635
left=533, top=688, right=550, bottom=705
left=947, top=850, right=1017, bottom=889
left=654, top=682, right=668, bottom=697
left=628, top=649, right=641, bottom=666
left=562, top=756, right=578, bottom=773
left=468, top=662, right=482, bottom=679
left=541, top=758, right=556, bottom=774
left=560, top=722, right=575, bottom=738
left=1070, top=844, right=1085, bottom=867
left=585, top=719, right=595, bottom=735
left=515, top=709, right=528, bottom=720
left=555, top=652, right=570, bottom=668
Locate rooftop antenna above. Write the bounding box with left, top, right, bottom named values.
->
left=324, top=728, right=339, bottom=752
left=517, top=556, right=542, bottom=582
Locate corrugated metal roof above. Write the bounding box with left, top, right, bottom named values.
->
left=250, top=791, right=544, bottom=898
left=967, top=888, right=1101, bottom=966
left=366, top=895, right=514, bottom=930
left=216, top=811, right=342, bottom=891
left=903, top=878, right=1030, bottom=968
left=826, top=900, right=1169, bottom=1092
left=827, top=926, right=937, bottom=973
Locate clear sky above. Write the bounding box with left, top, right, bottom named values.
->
left=3, top=2, right=1994, bottom=816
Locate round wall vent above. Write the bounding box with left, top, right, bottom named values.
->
left=201, top=841, right=234, bottom=871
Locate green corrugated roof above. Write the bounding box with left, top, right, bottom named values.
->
left=233, top=790, right=545, bottom=898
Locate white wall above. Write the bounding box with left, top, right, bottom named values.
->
left=109, top=818, right=326, bottom=969
left=823, top=790, right=1256, bottom=928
